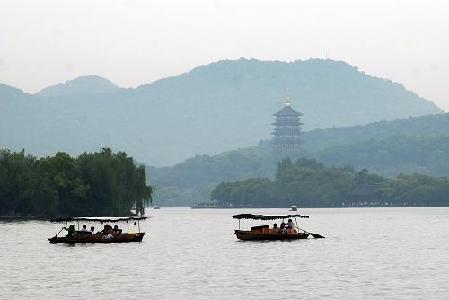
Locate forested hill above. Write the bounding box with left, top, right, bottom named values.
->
left=149, top=113, right=449, bottom=206
left=303, top=112, right=449, bottom=152
left=0, top=58, right=442, bottom=166
left=0, top=149, right=152, bottom=218
left=211, top=158, right=449, bottom=208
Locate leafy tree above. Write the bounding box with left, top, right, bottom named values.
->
left=0, top=148, right=153, bottom=217
left=211, top=158, right=449, bottom=207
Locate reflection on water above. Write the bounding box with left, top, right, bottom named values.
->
left=1, top=208, right=449, bottom=299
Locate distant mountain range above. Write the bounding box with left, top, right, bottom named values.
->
left=38, top=75, right=121, bottom=97
left=0, top=58, right=442, bottom=166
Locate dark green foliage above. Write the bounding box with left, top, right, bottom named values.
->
left=0, top=148, right=152, bottom=217
left=211, top=158, right=449, bottom=207
left=381, top=174, right=449, bottom=206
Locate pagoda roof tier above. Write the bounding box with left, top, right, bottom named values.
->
left=272, top=126, right=303, bottom=130
left=273, top=105, right=303, bottom=117
left=271, top=132, right=301, bottom=139
left=272, top=121, right=304, bottom=126
left=272, top=137, right=302, bottom=143
left=272, top=142, right=302, bottom=147
left=271, top=127, right=303, bottom=134
left=274, top=115, right=303, bottom=119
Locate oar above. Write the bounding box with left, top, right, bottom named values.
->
left=294, top=219, right=325, bottom=238
left=309, top=232, right=325, bottom=239
left=297, top=226, right=325, bottom=239
left=55, top=227, right=65, bottom=237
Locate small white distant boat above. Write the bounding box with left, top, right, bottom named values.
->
left=290, top=205, right=298, bottom=211
left=153, top=206, right=160, bottom=209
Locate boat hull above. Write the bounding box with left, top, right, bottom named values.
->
left=48, top=233, right=145, bottom=244
left=234, top=230, right=309, bottom=241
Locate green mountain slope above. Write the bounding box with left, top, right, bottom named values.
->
left=314, top=135, right=449, bottom=177
left=149, top=113, right=449, bottom=206
left=0, top=58, right=442, bottom=166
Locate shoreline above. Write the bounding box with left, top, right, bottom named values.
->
left=0, top=216, right=51, bottom=221
left=3, top=206, right=449, bottom=221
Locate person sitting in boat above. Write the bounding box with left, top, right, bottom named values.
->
left=100, top=224, right=114, bottom=239
left=287, top=219, right=294, bottom=230
left=80, top=224, right=90, bottom=234
left=280, top=221, right=287, bottom=234
left=64, top=225, right=75, bottom=238
left=103, top=232, right=114, bottom=239
left=90, top=226, right=95, bottom=234
left=113, top=225, right=122, bottom=235
left=101, top=224, right=113, bottom=235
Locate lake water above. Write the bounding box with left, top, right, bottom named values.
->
left=1, top=207, right=449, bottom=299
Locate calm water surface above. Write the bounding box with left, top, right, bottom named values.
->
left=1, top=207, right=449, bottom=299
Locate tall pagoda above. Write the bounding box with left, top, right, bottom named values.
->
left=271, top=98, right=303, bottom=151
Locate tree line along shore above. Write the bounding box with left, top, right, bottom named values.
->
left=211, top=158, right=449, bottom=207
left=0, top=148, right=152, bottom=218
left=2, top=149, right=449, bottom=217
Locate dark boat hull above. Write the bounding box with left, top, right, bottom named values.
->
left=48, top=233, right=145, bottom=244
left=234, top=230, right=309, bottom=241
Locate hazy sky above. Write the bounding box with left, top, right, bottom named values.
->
left=1, top=0, right=448, bottom=109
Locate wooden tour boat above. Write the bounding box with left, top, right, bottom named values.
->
left=233, top=213, right=324, bottom=241
left=48, top=216, right=147, bottom=244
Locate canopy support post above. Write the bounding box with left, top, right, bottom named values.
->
left=239, top=219, right=241, bottom=230
left=137, top=220, right=140, bottom=233
left=77, top=221, right=79, bottom=230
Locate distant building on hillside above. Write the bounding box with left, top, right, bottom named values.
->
left=271, top=97, right=303, bottom=152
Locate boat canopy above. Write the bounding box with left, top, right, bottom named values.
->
left=50, top=216, right=147, bottom=223
left=232, top=214, right=309, bottom=220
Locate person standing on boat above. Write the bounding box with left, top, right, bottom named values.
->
left=64, top=225, right=75, bottom=238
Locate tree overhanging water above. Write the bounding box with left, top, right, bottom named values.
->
left=0, top=148, right=152, bottom=218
